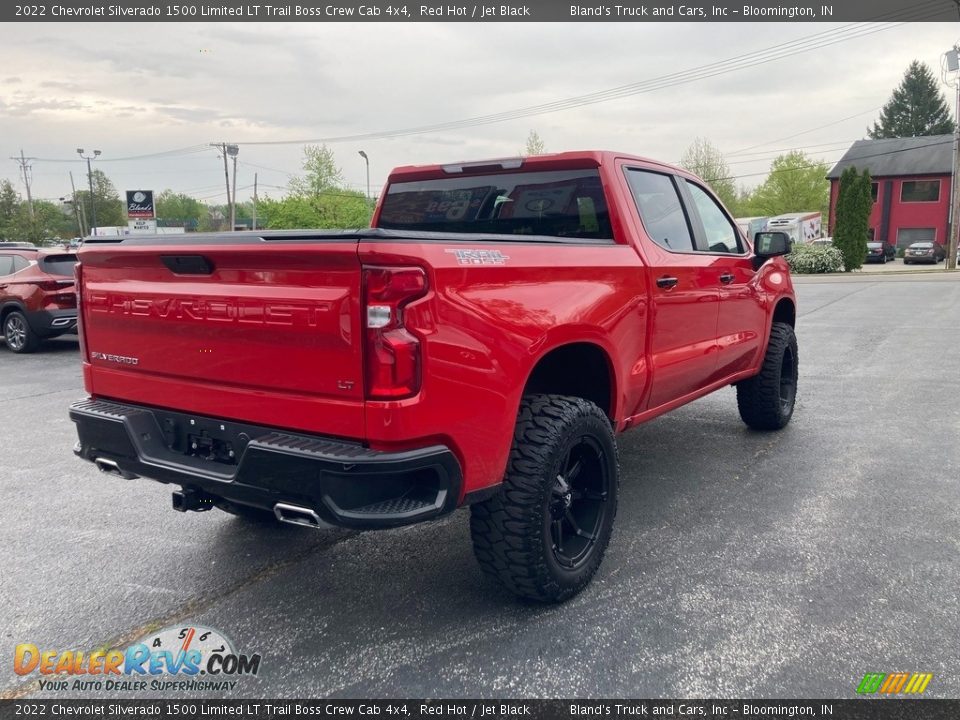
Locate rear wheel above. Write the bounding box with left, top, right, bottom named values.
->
left=736, top=322, right=798, bottom=431
left=470, top=394, right=619, bottom=603
left=3, top=311, right=40, bottom=354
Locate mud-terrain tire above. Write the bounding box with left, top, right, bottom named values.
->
left=470, top=394, right=619, bottom=603
left=736, top=321, right=798, bottom=431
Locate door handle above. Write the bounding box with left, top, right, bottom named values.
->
left=719, top=273, right=735, bottom=284
left=656, top=276, right=679, bottom=289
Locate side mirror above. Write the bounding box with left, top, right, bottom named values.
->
left=752, top=231, right=792, bottom=270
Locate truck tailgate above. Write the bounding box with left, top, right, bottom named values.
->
left=78, top=239, right=365, bottom=438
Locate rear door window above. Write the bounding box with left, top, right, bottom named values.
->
left=0, top=255, right=13, bottom=276
left=625, top=169, right=694, bottom=252
left=378, top=170, right=612, bottom=240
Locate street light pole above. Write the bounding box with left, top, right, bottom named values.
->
left=358, top=150, right=371, bottom=204
left=77, top=148, right=101, bottom=236
left=948, top=46, right=960, bottom=271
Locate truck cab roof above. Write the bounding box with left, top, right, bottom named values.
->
left=386, top=150, right=686, bottom=182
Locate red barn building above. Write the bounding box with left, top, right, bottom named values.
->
left=827, top=135, right=954, bottom=251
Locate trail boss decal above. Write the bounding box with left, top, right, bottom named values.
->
left=445, top=249, right=510, bottom=265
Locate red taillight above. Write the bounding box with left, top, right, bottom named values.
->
left=363, top=266, right=427, bottom=399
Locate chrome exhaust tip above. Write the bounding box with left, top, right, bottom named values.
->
left=93, top=457, right=137, bottom=479
left=273, top=502, right=331, bottom=529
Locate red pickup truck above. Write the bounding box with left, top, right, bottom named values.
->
left=70, top=151, right=797, bottom=602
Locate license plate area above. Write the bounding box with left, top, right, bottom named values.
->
left=156, top=412, right=250, bottom=466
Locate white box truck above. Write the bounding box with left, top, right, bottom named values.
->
left=735, top=216, right=770, bottom=240
left=764, top=212, right=822, bottom=245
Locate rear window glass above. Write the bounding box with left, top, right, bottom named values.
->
left=378, top=170, right=612, bottom=240
left=39, top=254, right=77, bottom=276
left=866, top=242, right=882, bottom=248
left=911, top=243, right=933, bottom=248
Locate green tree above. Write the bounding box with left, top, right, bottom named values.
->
left=258, top=192, right=371, bottom=230
left=260, top=145, right=372, bottom=229
left=745, top=151, right=830, bottom=218
left=0, top=180, right=20, bottom=240
left=0, top=197, right=76, bottom=245
left=680, top=137, right=738, bottom=212
left=29, top=200, right=77, bottom=243
left=155, top=190, right=207, bottom=230
left=289, top=144, right=344, bottom=197
left=75, top=170, right=124, bottom=229
left=524, top=130, right=547, bottom=156
left=833, top=167, right=871, bottom=272
left=869, top=61, right=956, bottom=139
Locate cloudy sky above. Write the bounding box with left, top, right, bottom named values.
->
left=1, top=21, right=958, bottom=206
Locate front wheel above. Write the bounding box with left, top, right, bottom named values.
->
left=736, top=322, right=798, bottom=431
left=470, top=394, right=619, bottom=603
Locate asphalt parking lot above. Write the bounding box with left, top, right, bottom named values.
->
left=2, top=273, right=959, bottom=699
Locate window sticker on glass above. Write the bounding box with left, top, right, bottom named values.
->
left=504, top=183, right=576, bottom=219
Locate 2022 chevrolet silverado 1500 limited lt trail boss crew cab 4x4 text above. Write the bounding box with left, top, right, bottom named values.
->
left=69, top=151, right=798, bottom=603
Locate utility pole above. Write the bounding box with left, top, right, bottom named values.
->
left=946, top=44, right=960, bottom=271
left=252, top=173, right=258, bottom=231
left=229, top=145, right=239, bottom=231
left=77, top=148, right=101, bottom=235
left=212, top=143, right=232, bottom=231
left=10, top=150, right=35, bottom=219
left=70, top=172, right=87, bottom=237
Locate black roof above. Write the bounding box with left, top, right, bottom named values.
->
left=826, top=135, right=954, bottom=179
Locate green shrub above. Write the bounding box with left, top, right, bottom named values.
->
left=786, top=242, right=845, bottom=274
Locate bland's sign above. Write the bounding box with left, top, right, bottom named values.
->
left=126, top=190, right=155, bottom=219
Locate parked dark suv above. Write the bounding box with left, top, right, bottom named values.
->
left=0, top=243, right=77, bottom=353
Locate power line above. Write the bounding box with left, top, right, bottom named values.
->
left=725, top=107, right=884, bottom=156
left=718, top=138, right=954, bottom=182
left=29, top=145, right=213, bottom=164
left=224, top=4, right=948, bottom=147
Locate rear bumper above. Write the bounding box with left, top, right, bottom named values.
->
left=28, top=308, right=77, bottom=337
left=69, top=398, right=462, bottom=530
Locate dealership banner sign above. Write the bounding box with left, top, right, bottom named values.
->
left=0, top=699, right=958, bottom=719
left=126, top=190, right=155, bottom=219
left=5, top=0, right=957, bottom=22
